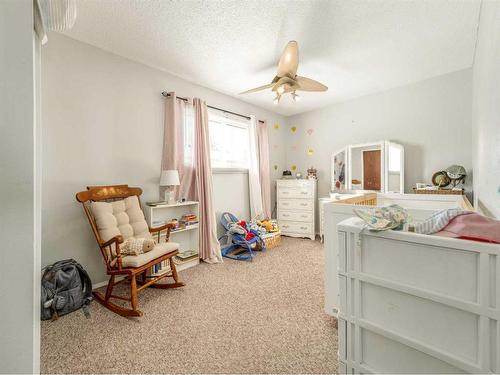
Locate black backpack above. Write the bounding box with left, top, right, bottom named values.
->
left=41, top=259, right=93, bottom=320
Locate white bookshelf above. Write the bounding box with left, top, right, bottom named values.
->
left=144, top=201, right=200, bottom=272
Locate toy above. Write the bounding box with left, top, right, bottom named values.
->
left=121, top=237, right=156, bottom=256
left=219, top=212, right=265, bottom=261
left=256, top=219, right=279, bottom=233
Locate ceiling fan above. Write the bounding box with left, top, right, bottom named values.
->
left=240, top=40, right=328, bottom=104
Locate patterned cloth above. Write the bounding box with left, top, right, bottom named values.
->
left=353, top=204, right=410, bottom=231
left=411, top=208, right=473, bottom=235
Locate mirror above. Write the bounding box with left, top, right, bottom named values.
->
left=386, top=142, right=404, bottom=193
left=331, top=141, right=404, bottom=194
left=331, top=148, right=347, bottom=191
left=349, top=142, right=384, bottom=191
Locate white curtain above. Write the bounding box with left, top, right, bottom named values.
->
left=248, top=116, right=264, bottom=219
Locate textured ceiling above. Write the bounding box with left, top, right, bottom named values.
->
left=61, top=0, right=481, bottom=116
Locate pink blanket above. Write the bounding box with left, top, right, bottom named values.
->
left=435, top=213, right=500, bottom=244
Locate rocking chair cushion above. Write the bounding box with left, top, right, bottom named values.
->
left=91, top=196, right=152, bottom=244
left=121, top=242, right=180, bottom=268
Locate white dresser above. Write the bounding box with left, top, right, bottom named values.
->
left=277, top=179, right=317, bottom=240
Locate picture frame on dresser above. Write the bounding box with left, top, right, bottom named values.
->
left=277, top=179, right=317, bottom=240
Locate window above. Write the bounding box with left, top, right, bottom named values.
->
left=208, top=110, right=250, bottom=170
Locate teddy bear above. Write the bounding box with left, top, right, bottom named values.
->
left=120, top=237, right=156, bottom=256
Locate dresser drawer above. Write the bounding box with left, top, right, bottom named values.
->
left=279, top=221, right=313, bottom=234
left=278, top=187, right=313, bottom=199
left=278, top=210, right=313, bottom=222
left=278, top=199, right=313, bottom=211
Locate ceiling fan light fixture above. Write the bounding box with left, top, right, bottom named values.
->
left=239, top=41, right=327, bottom=104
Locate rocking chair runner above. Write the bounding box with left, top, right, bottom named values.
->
left=76, top=185, right=185, bottom=317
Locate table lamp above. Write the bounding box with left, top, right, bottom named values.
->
left=160, top=170, right=180, bottom=204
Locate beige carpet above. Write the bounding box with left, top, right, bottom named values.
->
left=41, top=237, right=338, bottom=374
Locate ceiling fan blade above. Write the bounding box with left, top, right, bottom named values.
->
left=277, top=41, right=299, bottom=78
left=296, top=76, right=328, bottom=92
left=239, top=83, right=274, bottom=95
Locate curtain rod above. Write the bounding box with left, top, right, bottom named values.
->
left=161, top=91, right=264, bottom=123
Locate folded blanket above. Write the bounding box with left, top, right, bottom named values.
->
left=353, top=204, right=409, bottom=231
left=410, top=208, right=472, bottom=235
left=435, top=213, right=500, bottom=244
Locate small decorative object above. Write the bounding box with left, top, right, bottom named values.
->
left=445, top=165, right=466, bottom=188
left=295, top=172, right=302, bottom=179
left=416, top=183, right=428, bottom=189
left=274, top=164, right=278, bottom=170
left=432, top=171, right=451, bottom=188
left=307, top=148, right=314, bottom=156
left=274, top=123, right=280, bottom=130
left=160, top=170, right=180, bottom=204
left=307, top=166, right=317, bottom=179
left=291, top=165, right=297, bottom=171
left=306, top=128, right=314, bottom=135
left=121, top=238, right=156, bottom=256
left=291, top=126, right=297, bottom=133
left=282, top=170, right=293, bottom=179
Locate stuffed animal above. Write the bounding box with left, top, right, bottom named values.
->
left=228, top=221, right=255, bottom=241
left=257, top=219, right=279, bottom=233
left=121, top=237, right=156, bottom=256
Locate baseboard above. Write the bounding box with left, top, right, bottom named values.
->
left=92, top=276, right=125, bottom=290
left=92, top=280, right=109, bottom=290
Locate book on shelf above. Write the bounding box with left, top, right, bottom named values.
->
left=146, top=201, right=168, bottom=206
left=151, top=259, right=171, bottom=275
left=173, top=250, right=199, bottom=264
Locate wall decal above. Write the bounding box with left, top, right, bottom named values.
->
left=306, top=128, right=314, bottom=135
left=307, top=148, right=314, bottom=156
left=291, top=144, right=297, bottom=151
left=291, top=126, right=297, bottom=133
left=274, top=123, right=280, bottom=130
left=274, top=164, right=278, bottom=170
left=291, top=165, right=297, bottom=171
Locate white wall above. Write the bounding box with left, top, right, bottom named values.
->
left=472, top=1, right=500, bottom=218
left=41, top=33, right=287, bottom=284
left=285, top=69, right=473, bottom=201
left=0, top=1, right=41, bottom=373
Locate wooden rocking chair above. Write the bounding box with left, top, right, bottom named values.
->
left=76, top=185, right=185, bottom=317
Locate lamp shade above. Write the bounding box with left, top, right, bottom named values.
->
left=160, top=170, right=180, bottom=186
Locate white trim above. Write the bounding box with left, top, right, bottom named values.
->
left=212, top=168, right=248, bottom=174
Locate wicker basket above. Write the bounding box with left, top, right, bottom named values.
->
left=261, top=232, right=281, bottom=249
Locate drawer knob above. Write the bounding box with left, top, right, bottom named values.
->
left=300, top=203, right=307, bottom=206
left=301, top=215, right=307, bottom=218
left=300, top=226, right=307, bottom=230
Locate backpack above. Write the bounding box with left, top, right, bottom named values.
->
left=41, top=259, right=93, bottom=320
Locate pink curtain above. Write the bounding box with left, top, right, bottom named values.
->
left=193, top=98, right=221, bottom=263
left=257, top=120, right=272, bottom=219
left=161, top=92, right=196, bottom=200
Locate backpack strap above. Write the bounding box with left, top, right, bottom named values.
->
left=71, top=260, right=93, bottom=318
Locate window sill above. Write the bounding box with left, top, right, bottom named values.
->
left=212, top=168, right=249, bottom=174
